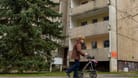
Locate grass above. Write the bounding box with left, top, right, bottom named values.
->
left=0, top=71, right=137, bottom=77
left=0, top=72, right=66, bottom=77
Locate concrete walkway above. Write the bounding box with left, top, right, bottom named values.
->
left=0, top=74, right=137, bottom=78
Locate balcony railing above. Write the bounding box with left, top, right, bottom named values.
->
left=82, top=48, right=109, bottom=61
left=70, top=48, right=109, bottom=62
left=69, top=21, right=109, bottom=39
left=70, top=0, right=109, bottom=15
left=51, top=0, right=59, bottom=3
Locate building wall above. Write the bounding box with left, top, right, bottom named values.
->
left=68, top=0, right=109, bottom=61
left=85, top=35, right=109, bottom=49
left=117, top=0, right=138, bottom=61
left=51, top=0, right=60, bottom=3
left=60, top=0, right=68, bottom=47
left=77, top=13, right=108, bottom=26
left=49, top=0, right=68, bottom=57
left=69, top=21, right=109, bottom=39
left=67, top=0, right=138, bottom=72
left=69, top=34, right=109, bottom=49
left=70, top=0, right=109, bottom=16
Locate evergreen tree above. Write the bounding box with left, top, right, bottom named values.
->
left=0, top=0, right=63, bottom=73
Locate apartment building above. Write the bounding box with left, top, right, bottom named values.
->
left=64, top=0, right=138, bottom=72
left=49, top=0, right=69, bottom=68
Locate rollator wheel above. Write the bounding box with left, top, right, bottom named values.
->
left=89, top=71, right=97, bottom=78
left=78, top=71, right=83, bottom=78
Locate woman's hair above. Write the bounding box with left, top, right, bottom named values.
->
left=77, top=37, right=84, bottom=41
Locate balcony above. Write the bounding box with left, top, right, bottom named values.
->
left=70, top=0, right=109, bottom=16
left=69, top=21, right=109, bottom=39
left=82, top=48, right=109, bottom=61
left=70, top=48, right=109, bottom=62
left=51, top=0, right=59, bottom=3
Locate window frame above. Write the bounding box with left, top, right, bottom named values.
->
left=81, top=21, right=88, bottom=26
left=103, top=16, right=109, bottom=21
left=92, top=19, right=98, bottom=23
left=91, top=41, right=97, bottom=49
left=103, top=40, right=109, bottom=48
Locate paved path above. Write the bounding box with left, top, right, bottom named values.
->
left=0, top=76, right=129, bottom=78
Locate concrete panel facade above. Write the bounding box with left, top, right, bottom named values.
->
left=116, top=0, right=138, bottom=72
left=51, top=0, right=60, bottom=3
left=70, top=0, right=109, bottom=15
left=69, top=21, right=109, bottom=39
left=117, top=0, right=138, bottom=61
left=66, top=0, right=138, bottom=72
left=85, top=35, right=109, bottom=49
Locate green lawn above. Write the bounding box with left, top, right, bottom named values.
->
left=0, top=72, right=66, bottom=77
left=0, top=72, right=137, bottom=77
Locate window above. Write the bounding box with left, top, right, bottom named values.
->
left=80, top=1, right=88, bottom=5
left=92, top=19, right=98, bottom=23
left=91, top=41, right=97, bottom=49
left=103, top=16, right=109, bottom=21
left=81, top=21, right=87, bottom=26
left=81, top=43, right=87, bottom=50
left=104, top=40, right=109, bottom=48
